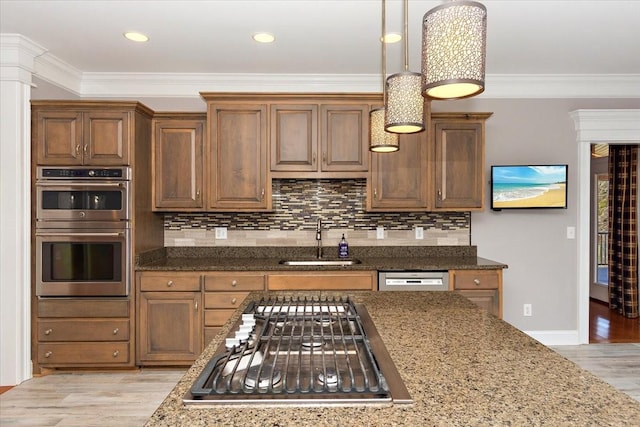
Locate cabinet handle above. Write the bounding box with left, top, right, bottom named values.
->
left=312, top=153, right=316, bottom=165
left=112, top=328, right=119, bottom=335
left=167, top=280, right=173, bottom=287
left=231, top=280, right=238, bottom=287
left=196, top=189, right=201, bottom=200
left=194, top=299, right=199, bottom=311
left=231, top=298, right=237, bottom=305
left=374, top=188, right=378, bottom=200
left=75, top=144, right=81, bottom=156
left=44, top=351, right=52, bottom=358
left=322, top=152, right=327, bottom=163
left=44, top=328, right=52, bottom=335
left=83, top=144, right=88, bottom=155
left=473, top=278, right=481, bottom=286
left=260, top=188, right=265, bottom=200
left=112, top=350, right=119, bottom=358
left=438, top=189, right=442, bottom=200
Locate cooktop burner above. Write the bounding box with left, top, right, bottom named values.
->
left=184, top=296, right=412, bottom=406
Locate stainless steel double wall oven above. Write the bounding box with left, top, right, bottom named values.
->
left=35, top=166, right=131, bottom=297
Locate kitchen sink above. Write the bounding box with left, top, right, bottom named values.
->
left=279, top=258, right=361, bottom=266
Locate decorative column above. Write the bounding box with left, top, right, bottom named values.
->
left=0, top=34, right=46, bottom=385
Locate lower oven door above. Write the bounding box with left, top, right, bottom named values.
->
left=36, top=227, right=130, bottom=297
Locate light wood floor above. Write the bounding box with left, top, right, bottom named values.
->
left=1, top=345, right=639, bottom=426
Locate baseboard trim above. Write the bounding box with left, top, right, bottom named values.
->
left=523, top=330, right=582, bottom=346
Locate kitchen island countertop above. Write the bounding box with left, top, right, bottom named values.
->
left=145, top=291, right=640, bottom=426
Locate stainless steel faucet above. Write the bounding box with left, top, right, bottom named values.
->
left=316, top=218, right=323, bottom=259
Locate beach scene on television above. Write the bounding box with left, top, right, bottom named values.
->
left=492, top=165, right=567, bottom=209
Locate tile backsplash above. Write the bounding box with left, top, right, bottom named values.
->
left=164, top=179, right=470, bottom=247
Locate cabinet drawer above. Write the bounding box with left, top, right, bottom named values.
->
left=139, top=273, right=201, bottom=291
left=38, top=299, right=129, bottom=318
left=38, top=319, right=129, bottom=342
left=204, top=292, right=249, bottom=309
left=204, top=309, right=236, bottom=327
left=38, top=342, right=129, bottom=364
left=204, top=327, right=223, bottom=347
left=451, top=270, right=500, bottom=290
left=268, top=272, right=375, bottom=291
left=204, top=274, right=265, bottom=291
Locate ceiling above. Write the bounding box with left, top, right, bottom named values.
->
left=1, top=0, right=639, bottom=98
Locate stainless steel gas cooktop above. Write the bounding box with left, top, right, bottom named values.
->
left=183, top=297, right=412, bottom=406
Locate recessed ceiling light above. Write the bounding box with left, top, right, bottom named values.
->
left=252, top=32, right=275, bottom=43
left=124, top=32, right=149, bottom=42
left=382, top=33, right=402, bottom=44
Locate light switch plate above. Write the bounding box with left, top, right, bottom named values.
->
left=215, top=227, right=227, bottom=239
left=415, top=227, right=424, bottom=240
left=376, top=226, right=385, bottom=239
left=566, top=226, right=576, bottom=239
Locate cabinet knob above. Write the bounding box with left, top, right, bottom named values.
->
left=322, top=152, right=327, bottom=163
left=44, top=328, right=52, bottom=335
left=112, top=350, right=119, bottom=358
left=167, top=280, right=174, bottom=287
left=44, top=351, right=52, bottom=358
left=312, top=153, right=316, bottom=165
left=231, top=280, right=238, bottom=287
left=231, top=298, right=237, bottom=305
left=112, top=328, right=119, bottom=335
left=473, top=278, right=481, bottom=286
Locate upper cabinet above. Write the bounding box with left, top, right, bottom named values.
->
left=33, top=101, right=152, bottom=166
left=431, top=113, right=492, bottom=211
left=205, top=100, right=271, bottom=211
left=152, top=113, right=205, bottom=211
left=270, top=98, right=373, bottom=178
left=367, top=110, right=492, bottom=212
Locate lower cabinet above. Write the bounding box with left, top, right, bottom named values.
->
left=450, top=269, right=502, bottom=318
left=137, top=272, right=202, bottom=365
left=36, top=299, right=132, bottom=369
left=267, top=271, right=376, bottom=291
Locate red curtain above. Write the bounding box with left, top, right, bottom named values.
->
left=608, top=145, right=638, bottom=318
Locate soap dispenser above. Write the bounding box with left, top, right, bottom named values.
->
left=338, top=234, right=349, bottom=258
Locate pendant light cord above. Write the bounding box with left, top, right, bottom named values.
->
left=403, top=0, right=408, bottom=72
left=382, top=0, right=387, bottom=98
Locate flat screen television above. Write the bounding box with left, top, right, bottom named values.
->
left=490, top=165, right=568, bottom=210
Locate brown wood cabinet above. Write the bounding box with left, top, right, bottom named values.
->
left=137, top=272, right=202, bottom=365
left=367, top=130, right=430, bottom=211
left=267, top=271, right=376, bottom=291
left=205, top=101, right=271, bottom=211
left=203, top=272, right=266, bottom=346
left=431, top=113, right=492, bottom=211
left=36, top=299, right=132, bottom=367
left=32, top=102, right=153, bottom=166
left=450, top=269, right=502, bottom=318
left=270, top=101, right=371, bottom=178
left=152, top=114, right=205, bottom=210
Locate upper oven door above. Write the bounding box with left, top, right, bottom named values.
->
left=36, top=181, right=129, bottom=222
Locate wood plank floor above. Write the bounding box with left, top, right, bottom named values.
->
left=2, top=345, right=639, bottom=426
left=590, top=298, right=640, bottom=343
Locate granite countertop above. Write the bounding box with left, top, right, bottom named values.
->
left=136, top=246, right=508, bottom=271
left=146, top=291, right=640, bottom=426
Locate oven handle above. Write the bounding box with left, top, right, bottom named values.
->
left=37, top=182, right=126, bottom=188
left=36, top=231, right=126, bottom=237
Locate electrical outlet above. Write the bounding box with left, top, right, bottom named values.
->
left=376, top=226, right=385, bottom=239
left=566, top=226, right=576, bottom=239
left=523, top=304, right=532, bottom=317
left=415, top=226, right=424, bottom=239
left=215, top=227, right=227, bottom=239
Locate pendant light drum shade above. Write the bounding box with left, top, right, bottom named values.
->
left=385, top=71, right=424, bottom=134
left=370, top=107, right=399, bottom=152
left=422, top=1, right=487, bottom=100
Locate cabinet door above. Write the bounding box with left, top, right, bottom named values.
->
left=208, top=104, right=270, bottom=210
left=153, top=119, right=204, bottom=210
left=138, top=291, right=202, bottom=364
left=270, top=104, right=318, bottom=172
left=433, top=120, right=484, bottom=210
left=35, top=110, right=84, bottom=165
left=368, top=131, right=429, bottom=211
left=84, top=111, right=130, bottom=165
left=320, top=104, right=369, bottom=172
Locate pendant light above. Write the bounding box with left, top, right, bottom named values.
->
left=422, top=0, right=487, bottom=100
left=384, top=0, right=424, bottom=135
left=370, top=0, right=399, bottom=152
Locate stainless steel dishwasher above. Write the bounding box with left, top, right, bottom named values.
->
left=378, top=271, right=449, bottom=291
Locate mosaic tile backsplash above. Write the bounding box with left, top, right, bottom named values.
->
left=164, top=179, right=470, bottom=247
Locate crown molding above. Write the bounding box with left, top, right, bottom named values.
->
left=0, top=34, right=46, bottom=84
left=5, top=46, right=639, bottom=99
left=570, top=109, right=640, bottom=142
